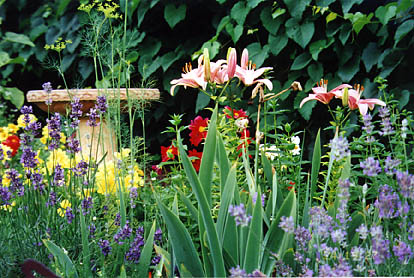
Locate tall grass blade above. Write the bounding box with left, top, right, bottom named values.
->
left=137, top=221, right=156, bottom=278
left=156, top=201, right=204, bottom=277
left=42, top=239, right=79, bottom=278
left=199, top=104, right=218, bottom=206
left=178, top=133, right=226, bottom=277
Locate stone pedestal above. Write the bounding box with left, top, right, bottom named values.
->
left=27, top=88, right=160, bottom=162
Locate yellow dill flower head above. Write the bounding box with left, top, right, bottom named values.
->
left=57, top=199, right=71, bottom=217
left=1, top=201, right=16, bottom=212
left=97, top=1, right=121, bottom=19
left=7, top=123, right=19, bottom=134
left=46, top=148, right=71, bottom=173
left=78, top=1, right=96, bottom=13
left=0, top=126, right=10, bottom=141
left=17, top=114, right=37, bottom=128
left=44, top=37, right=72, bottom=53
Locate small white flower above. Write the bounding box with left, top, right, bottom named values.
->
left=291, top=136, right=300, bottom=145
left=235, top=118, right=249, bottom=130
left=291, top=144, right=301, bottom=156
left=259, top=144, right=280, bottom=161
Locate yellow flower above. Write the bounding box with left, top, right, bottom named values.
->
left=96, top=162, right=117, bottom=195
left=77, top=188, right=95, bottom=199
left=1, top=201, right=16, bottom=212
left=40, top=126, right=66, bottom=145
left=17, top=114, right=37, bottom=128
left=114, top=148, right=131, bottom=160
left=57, top=199, right=71, bottom=217
left=0, top=145, right=12, bottom=163
left=46, top=148, right=71, bottom=173
left=2, top=174, right=11, bottom=187
left=7, top=123, right=19, bottom=134
left=0, top=126, right=10, bottom=141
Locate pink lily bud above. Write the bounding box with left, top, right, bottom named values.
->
left=241, top=48, right=249, bottom=69
left=227, top=47, right=237, bottom=79
left=203, top=48, right=211, bottom=82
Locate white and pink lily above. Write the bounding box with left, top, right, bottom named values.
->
left=235, top=48, right=273, bottom=91
left=334, top=84, right=386, bottom=115
left=170, top=55, right=207, bottom=96
left=300, top=80, right=351, bottom=108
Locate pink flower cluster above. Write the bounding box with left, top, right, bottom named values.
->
left=300, top=80, right=386, bottom=115
left=170, top=48, right=273, bottom=95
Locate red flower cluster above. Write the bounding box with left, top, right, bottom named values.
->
left=188, top=149, right=203, bottom=172
left=161, top=144, right=178, bottom=162
left=2, top=135, right=20, bottom=157
left=189, top=116, right=209, bottom=147
left=236, top=129, right=252, bottom=158
left=223, top=106, right=247, bottom=119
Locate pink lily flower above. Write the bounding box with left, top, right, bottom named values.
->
left=235, top=48, right=273, bottom=90
left=299, top=80, right=351, bottom=108
left=170, top=55, right=207, bottom=96
left=334, top=84, right=386, bottom=115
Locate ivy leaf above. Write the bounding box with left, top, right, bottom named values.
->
left=225, top=24, right=243, bottom=44
left=268, top=33, right=288, bottom=56
left=341, top=0, right=364, bottom=14
left=309, top=40, right=327, bottom=60
left=1, top=87, right=25, bottom=109
left=4, top=32, right=35, bottom=47
left=339, top=24, right=352, bottom=45
left=283, top=0, right=311, bottom=19
left=375, top=4, right=397, bottom=25
left=272, top=8, right=286, bottom=19
left=247, top=0, right=265, bottom=8
left=0, top=51, right=11, bottom=68
left=286, top=19, right=315, bottom=49
left=344, top=12, right=373, bottom=34
left=164, top=4, right=186, bottom=29
left=295, top=92, right=317, bottom=121
left=362, top=42, right=381, bottom=72
left=394, top=19, right=414, bottom=47
left=78, top=58, right=93, bottom=80
left=396, top=0, right=413, bottom=13
left=160, top=51, right=182, bottom=72
left=201, top=41, right=221, bottom=60
left=337, top=55, right=360, bottom=82
left=231, top=2, right=250, bottom=26
left=246, top=42, right=269, bottom=67
left=61, top=54, right=76, bottom=72
left=315, top=0, right=335, bottom=6
left=291, top=52, right=312, bottom=70
left=260, top=8, right=283, bottom=35
left=307, top=63, right=323, bottom=82
left=195, top=91, right=211, bottom=113
left=326, top=12, right=337, bottom=23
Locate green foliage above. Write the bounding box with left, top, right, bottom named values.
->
left=0, top=0, right=413, bottom=153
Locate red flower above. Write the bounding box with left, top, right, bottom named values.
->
left=161, top=144, right=178, bottom=162
left=188, top=149, right=203, bottom=172
left=189, top=116, right=209, bottom=146
left=223, top=106, right=247, bottom=119
left=287, top=181, right=296, bottom=192
left=236, top=129, right=252, bottom=158
left=2, top=135, right=20, bottom=157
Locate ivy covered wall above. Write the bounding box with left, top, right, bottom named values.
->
left=1, top=0, right=413, bottom=154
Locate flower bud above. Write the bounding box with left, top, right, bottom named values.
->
left=203, top=48, right=211, bottom=82
left=342, top=87, right=349, bottom=107
left=227, top=47, right=237, bottom=79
